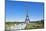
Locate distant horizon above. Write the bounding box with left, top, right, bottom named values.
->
left=6, top=19, right=44, bottom=22
left=6, top=0, right=44, bottom=22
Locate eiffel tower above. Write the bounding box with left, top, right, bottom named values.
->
left=25, top=4, right=30, bottom=24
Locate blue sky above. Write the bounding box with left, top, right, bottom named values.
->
left=6, top=0, right=44, bottom=22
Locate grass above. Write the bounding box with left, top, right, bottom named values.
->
left=25, top=23, right=44, bottom=29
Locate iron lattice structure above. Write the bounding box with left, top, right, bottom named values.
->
left=25, top=3, right=30, bottom=24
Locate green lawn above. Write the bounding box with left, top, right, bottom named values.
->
left=25, top=23, right=44, bottom=29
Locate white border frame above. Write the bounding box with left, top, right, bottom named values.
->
left=0, top=0, right=5, bottom=31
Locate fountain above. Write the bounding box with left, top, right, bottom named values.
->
left=10, top=23, right=26, bottom=30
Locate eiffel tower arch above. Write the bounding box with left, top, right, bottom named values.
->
left=25, top=13, right=30, bottom=24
